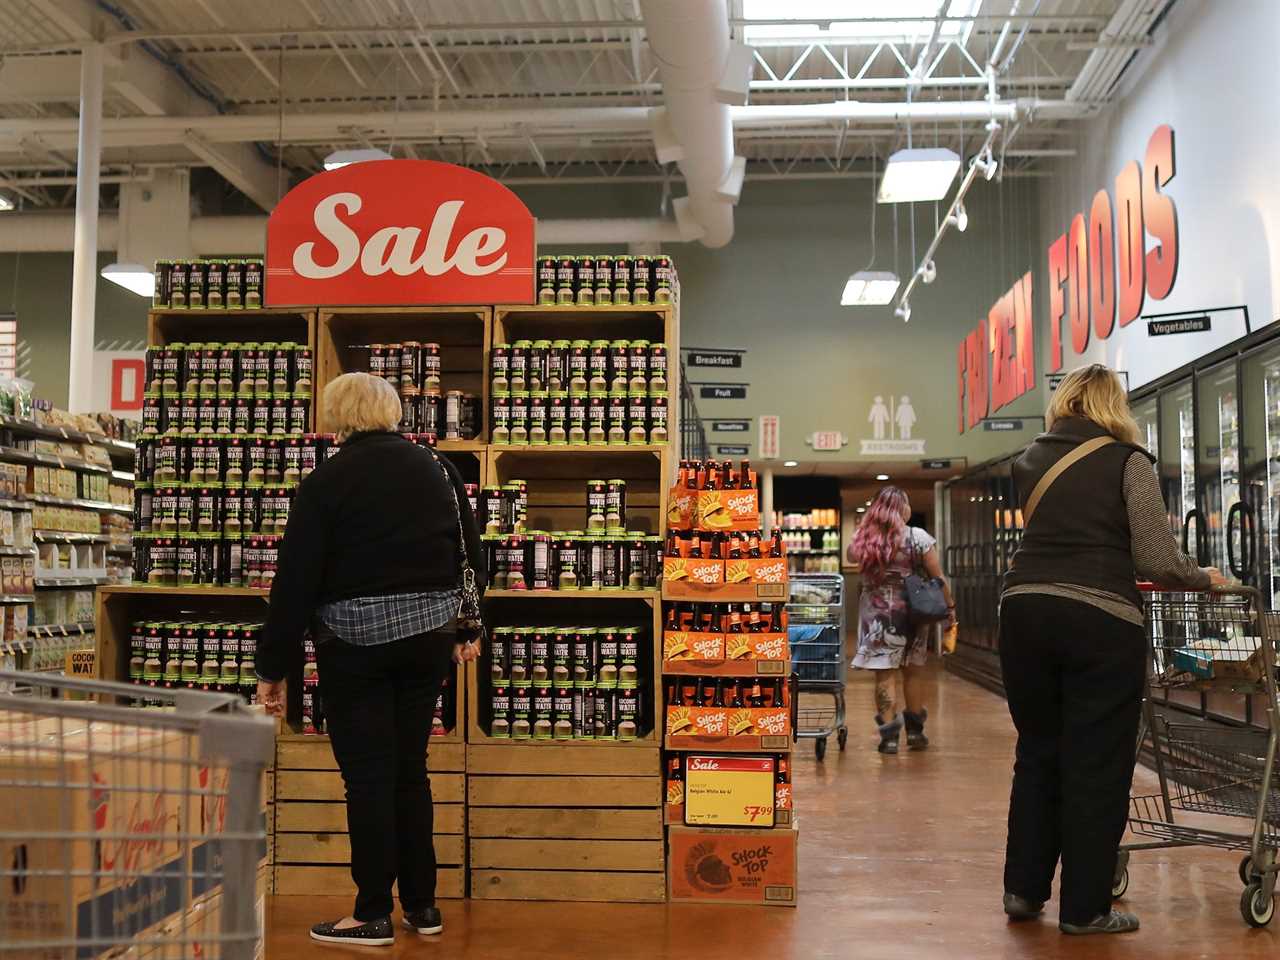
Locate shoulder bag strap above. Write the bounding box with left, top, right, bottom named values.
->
left=1023, top=435, right=1116, bottom=527
left=423, top=445, right=482, bottom=620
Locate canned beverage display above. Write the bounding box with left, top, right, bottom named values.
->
left=126, top=619, right=266, bottom=702
left=152, top=257, right=265, bottom=310
left=536, top=255, right=557, bottom=304
left=517, top=251, right=675, bottom=305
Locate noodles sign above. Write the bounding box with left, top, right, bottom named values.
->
left=957, top=124, right=1179, bottom=433
left=265, top=159, right=536, bottom=306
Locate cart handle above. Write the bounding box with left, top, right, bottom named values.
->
left=1136, top=581, right=1256, bottom=598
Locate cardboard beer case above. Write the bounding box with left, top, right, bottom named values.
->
left=663, top=556, right=724, bottom=586
left=668, top=821, right=798, bottom=906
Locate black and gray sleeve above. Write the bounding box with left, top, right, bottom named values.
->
left=1123, top=451, right=1211, bottom=590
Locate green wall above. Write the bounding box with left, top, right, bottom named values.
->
left=0, top=176, right=1047, bottom=470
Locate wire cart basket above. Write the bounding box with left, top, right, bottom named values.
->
left=789, top=574, right=848, bottom=760
left=0, top=670, right=275, bottom=959
left=1118, top=586, right=1280, bottom=927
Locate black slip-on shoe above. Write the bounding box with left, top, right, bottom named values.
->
left=310, top=917, right=394, bottom=945
left=403, top=906, right=444, bottom=935
left=1003, top=893, right=1045, bottom=921
left=1060, top=911, right=1140, bottom=935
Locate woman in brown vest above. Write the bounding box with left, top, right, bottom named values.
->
left=999, top=364, right=1221, bottom=935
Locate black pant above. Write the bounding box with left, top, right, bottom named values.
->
left=316, top=631, right=454, bottom=921
left=998, top=594, right=1146, bottom=925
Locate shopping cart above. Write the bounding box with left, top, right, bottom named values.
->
left=1117, top=586, right=1280, bottom=927
left=789, top=574, right=848, bottom=760
left=0, top=670, right=275, bottom=959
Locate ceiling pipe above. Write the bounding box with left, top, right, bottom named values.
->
left=0, top=213, right=694, bottom=254
left=638, top=0, right=743, bottom=248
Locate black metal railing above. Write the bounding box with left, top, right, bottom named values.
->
left=678, top=359, right=708, bottom=461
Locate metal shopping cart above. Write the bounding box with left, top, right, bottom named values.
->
left=1117, top=586, right=1280, bottom=927
left=0, top=670, right=275, bottom=959
left=789, top=573, right=848, bottom=760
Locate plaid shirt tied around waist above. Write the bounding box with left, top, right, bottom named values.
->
left=317, top=590, right=460, bottom=645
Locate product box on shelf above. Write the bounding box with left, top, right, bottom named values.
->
left=663, top=631, right=789, bottom=670
left=667, top=821, right=798, bottom=906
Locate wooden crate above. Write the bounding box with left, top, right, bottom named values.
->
left=467, top=741, right=665, bottom=902
left=273, top=735, right=468, bottom=899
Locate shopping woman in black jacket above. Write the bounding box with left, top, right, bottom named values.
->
left=256, top=372, right=484, bottom=947
left=999, top=364, right=1221, bottom=936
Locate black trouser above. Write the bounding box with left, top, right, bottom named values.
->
left=998, top=594, right=1146, bottom=926
left=316, top=630, right=454, bottom=921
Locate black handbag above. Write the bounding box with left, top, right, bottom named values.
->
left=904, top=532, right=950, bottom=625
left=425, top=446, right=486, bottom=647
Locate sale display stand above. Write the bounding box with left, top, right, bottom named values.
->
left=468, top=302, right=678, bottom=904
left=661, top=462, right=799, bottom=906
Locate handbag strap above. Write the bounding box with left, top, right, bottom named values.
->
left=1023, top=435, right=1116, bottom=526
left=422, top=445, right=480, bottom=609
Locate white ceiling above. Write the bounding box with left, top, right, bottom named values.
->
left=0, top=0, right=1164, bottom=210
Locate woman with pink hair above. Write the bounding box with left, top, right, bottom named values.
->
left=848, top=486, right=954, bottom=753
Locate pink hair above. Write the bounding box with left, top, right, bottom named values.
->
left=851, top=486, right=909, bottom=581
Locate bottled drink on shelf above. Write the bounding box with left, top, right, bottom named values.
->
left=739, top=460, right=753, bottom=489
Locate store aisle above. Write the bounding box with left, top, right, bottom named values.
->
left=265, top=666, right=1276, bottom=959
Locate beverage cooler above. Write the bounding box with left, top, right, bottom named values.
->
left=942, top=327, right=1280, bottom=726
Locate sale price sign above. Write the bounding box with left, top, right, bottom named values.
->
left=684, top=755, right=776, bottom=828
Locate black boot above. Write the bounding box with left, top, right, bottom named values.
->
left=876, top=713, right=902, bottom=754
left=904, top=709, right=929, bottom=750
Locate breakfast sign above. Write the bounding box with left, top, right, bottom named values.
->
left=265, top=159, right=536, bottom=306
left=957, top=124, right=1179, bottom=433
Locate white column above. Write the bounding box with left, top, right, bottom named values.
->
left=68, top=43, right=104, bottom=413
left=761, top=467, right=775, bottom=535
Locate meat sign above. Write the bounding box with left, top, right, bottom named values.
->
left=265, top=159, right=536, bottom=306
left=957, top=124, right=1179, bottom=433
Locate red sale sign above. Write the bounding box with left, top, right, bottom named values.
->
left=265, top=159, right=536, bottom=306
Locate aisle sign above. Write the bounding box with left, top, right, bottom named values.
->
left=712, top=420, right=752, bottom=433
left=699, top=384, right=747, bottom=400
left=984, top=419, right=1024, bottom=432
left=716, top=445, right=750, bottom=456
left=265, top=159, right=536, bottom=306
left=684, top=755, right=776, bottom=828
left=759, top=415, right=780, bottom=460
left=687, top=349, right=744, bottom=369
left=1148, top=314, right=1211, bottom=336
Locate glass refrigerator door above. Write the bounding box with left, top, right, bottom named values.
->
left=1197, top=361, right=1241, bottom=578
left=1160, top=380, right=1199, bottom=555
left=1243, top=344, right=1280, bottom=610
left=1132, top=395, right=1159, bottom=459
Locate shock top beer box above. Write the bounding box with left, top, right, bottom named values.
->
left=667, top=822, right=798, bottom=906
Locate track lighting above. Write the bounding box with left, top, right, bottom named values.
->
left=894, top=301, right=911, bottom=323
left=974, top=149, right=998, bottom=182
left=920, top=260, right=937, bottom=284
left=947, top=202, right=968, bottom=233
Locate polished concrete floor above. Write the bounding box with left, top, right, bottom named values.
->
left=265, top=665, right=1280, bottom=958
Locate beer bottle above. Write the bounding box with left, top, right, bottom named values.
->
left=669, top=756, right=684, bottom=783
left=722, top=462, right=736, bottom=490
left=665, top=604, right=680, bottom=631
left=769, top=603, right=785, bottom=632
left=739, top=460, right=753, bottom=490
left=666, top=526, right=681, bottom=559
left=677, top=459, right=689, bottom=487
left=748, top=532, right=763, bottom=559
left=686, top=677, right=703, bottom=707
left=686, top=461, right=699, bottom=490
left=730, top=679, right=746, bottom=708
left=707, top=605, right=723, bottom=633
left=668, top=679, right=683, bottom=707
left=680, top=602, right=697, bottom=632
left=771, top=678, right=785, bottom=707
left=727, top=532, right=743, bottom=561
left=698, top=605, right=715, bottom=633
left=712, top=678, right=726, bottom=707
left=776, top=757, right=789, bottom=784
left=727, top=606, right=744, bottom=633
left=769, top=529, right=785, bottom=558
left=702, top=677, right=718, bottom=708
left=747, top=604, right=764, bottom=633
left=749, top=680, right=765, bottom=707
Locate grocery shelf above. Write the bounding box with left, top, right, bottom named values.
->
left=467, top=732, right=658, bottom=748
left=662, top=581, right=790, bottom=603
left=789, top=549, right=840, bottom=555
left=491, top=444, right=667, bottom=456
left=486, top=588, right=658, bottom=602
left=0, top=499, right=31, bottom=511
left=98, top=584, right=269, bottom=598
left=107, top=545, right=133, bottom=556
left=664, top=734, right=791, bottom=753
left=0, top=546, right=33, bottom=556
left=28, top=493, right=131, bottom=513
left=35, top=576, right=111, bottom=588
left=111, top=470, right=135, bottom=482
left=0, top=595, right=33, bottom=604
left=661, top=659, right=789, bottom=677
left=779, top=526, right=838, bottom=533
left=0, top=446, right=112, bottom=474
left=436, top=439, right=488, bottom=454
left=0, top=415, right=133, bottom=450
left=34, top=532, right=111, bottom=544
left=149, top=307, right=305, bottom=318
left=29, top=622, right=94, bottom=636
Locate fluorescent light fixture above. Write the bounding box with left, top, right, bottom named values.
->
left=856, top=506, right=867, bottom=514
left=878, top=147, right=960, bottom=203
left=100, top=262, right=155, bottom=297
left=841, top=270, right=901, bottom=306
left=323, top=147, right=393, bottom=171
left=783, top=460, right=799, bottom=467
left=876, top=474, right=890, bottom=481
left=0, top=195, right=14, bottom=212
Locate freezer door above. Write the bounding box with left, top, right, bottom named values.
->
left=1160, top=379, right=1202, bottom=561
left=1241, top=344, right=1280, bottom=608
left=1197, top=360, right=1242, bottom=578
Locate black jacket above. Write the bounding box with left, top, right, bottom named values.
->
left=257, top=431, right=485, bottom=682
left=1004, top=416, right=1150, bottom=607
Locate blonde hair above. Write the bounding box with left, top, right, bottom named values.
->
left=323, top=372, right=402, bottom=440
left=1046, top=363, right=1139, bottom=444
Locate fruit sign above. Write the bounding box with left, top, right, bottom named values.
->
left=265, top=159, right=536, bottom=306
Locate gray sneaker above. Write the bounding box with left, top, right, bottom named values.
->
left=1060, top=911, right=1140, bottom=935
left=1003, top=893, right=1044, bottom=921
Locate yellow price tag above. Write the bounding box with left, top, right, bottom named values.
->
left=683, top=755, right=776, bottom=828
